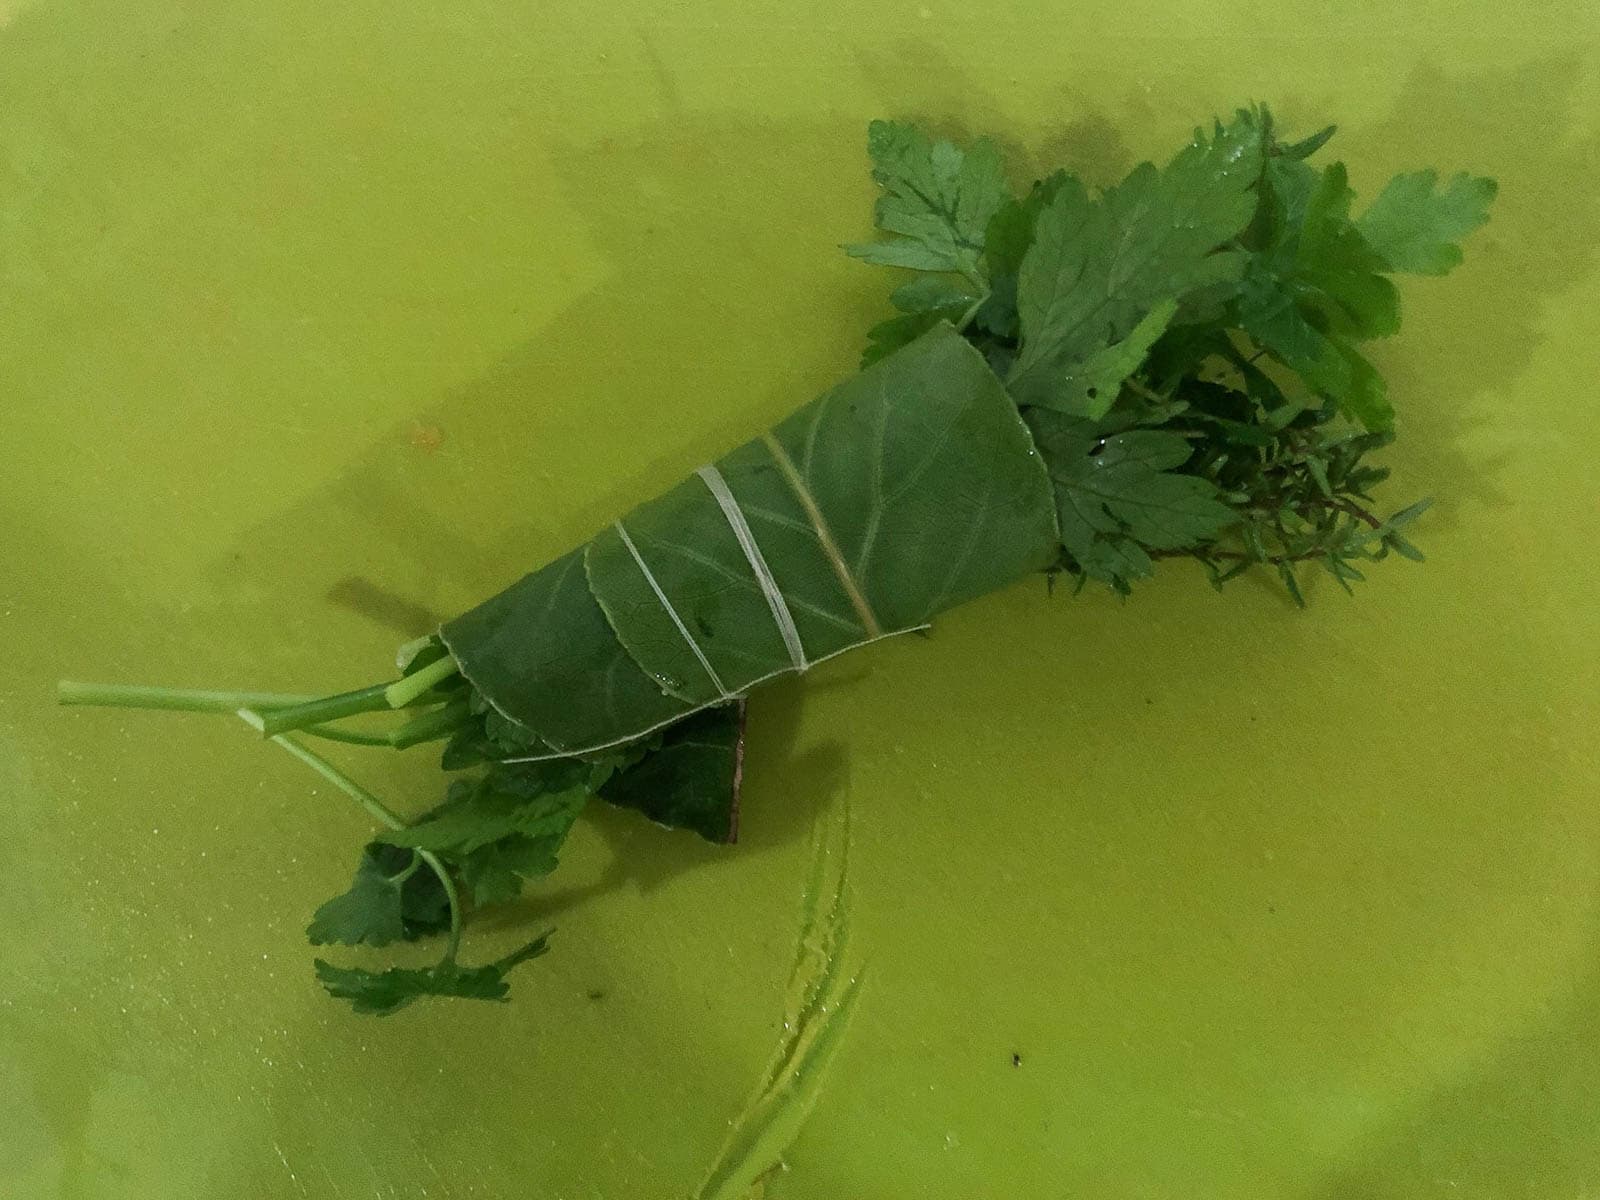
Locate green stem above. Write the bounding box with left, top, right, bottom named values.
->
left=299, top=723, right=396, bottom=748
left=1124, top=377, right=1170, bottom=406
left=239, top=710, right=407, bottom=831
left=58, top=681, right=320, bottom=714
left=383, top=655, right=459, bottom=709
left=295, top=703, right=473, bottom=750
left=238, top=710, right=463, bottom=962
left=257, top=684, right=395, bottom=737
left=386, top=854, right=424, bottom=887
left=954, top=290, right=990, bottom=333
left=388, top=699, right=472, bottom=750
left=428, top=850, right=464, bottom=963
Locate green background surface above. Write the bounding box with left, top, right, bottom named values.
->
left=4, top=1, right=1598, bottom=1196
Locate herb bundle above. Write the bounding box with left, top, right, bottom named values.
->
left=60, top=106, right=1493, bottom=1013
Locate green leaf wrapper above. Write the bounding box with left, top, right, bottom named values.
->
left=440, top=324, right=1060, bottom=759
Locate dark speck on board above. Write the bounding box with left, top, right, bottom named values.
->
left=587, top=988, right=607, bottom=1001
left=1011, top=1052, right=1022, bottom=1067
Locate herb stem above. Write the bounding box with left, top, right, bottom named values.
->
left=1123, top=377, right=1171, bottom=406
left=1157, top=547, right=1321, bottom=565
left=257, top=684, right=396, bottom=737
left=386, top=854, right=424, bottom=886
left=239, top=710, right=407, bottom=831
left=299, top=723, right=397, bottom=748
left=954, top=291, right=990, bottom=333
left=238, top=710, right=464, bottom=963
left=388, top=699, right=472, bottom=750
left=1160, top=537, right=1383, bottom=569
left=431, top=854, right=464, bottom=963
left=1324, top=497, right=1383, bottom=529
left=58, top=681, right=320, bottom=714
left=383, top=655, right=459, bottom=709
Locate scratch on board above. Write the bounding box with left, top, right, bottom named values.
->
left=693, top=798, right=864, bottom=1200
left=271, top=1140, right=309, bottom=1197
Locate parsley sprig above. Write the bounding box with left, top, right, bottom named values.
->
left=849, top=104, right=1492, bottom=597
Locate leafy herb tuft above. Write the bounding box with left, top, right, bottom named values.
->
left=848, top=102, right=1493, bottom=598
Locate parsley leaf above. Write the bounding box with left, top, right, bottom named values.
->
left=1235, top=158, right=1397, bottom=429
left=843, top=120, right=1008, bottom=280
left=306, top=842, right=449, bottom=948
left=1025, top=299, right=1178, bottom=419
left=860, top=276, right=979, bottom=367
left=380, top=775, right=586, bottom=856
left=314, top=935, right=551, bottom=1016
left=1357, top=170, right=1497, bottom=276
left=1008, top=110, right=1266, bottom=415
left=1294, top=161, right=1400, bottom=339
left=368, top=762, right=588, bottom=907
left=976, top=170, right=1073, bottom=339
left=1027, top=411, right=1237, bottom=590
left=455, top=834, right=560, bottom=906
left=1278, top=122, right=1337, bottom=161
left=1235, top=262, right=1393, bottom=430
left=1234, top=158, right=1493, bottom=431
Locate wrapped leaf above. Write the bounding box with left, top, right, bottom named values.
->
left=441, top=324, right=1059, bottom=758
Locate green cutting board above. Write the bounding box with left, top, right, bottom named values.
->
left=4, top=1, right=1598, bottom=1195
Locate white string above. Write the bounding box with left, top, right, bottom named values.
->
left=614, top=519, right=729, bottom=698
left=695, top=464, right=809, bottom=672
